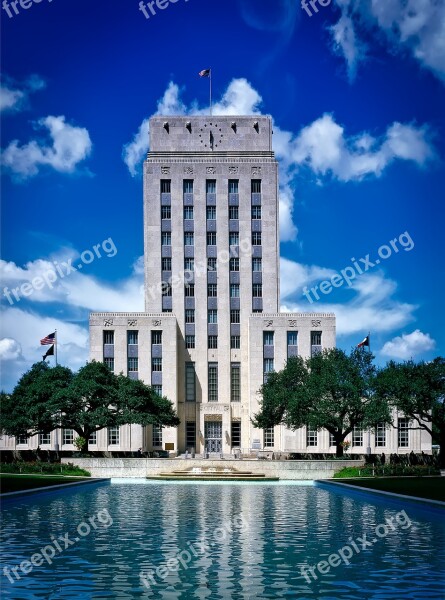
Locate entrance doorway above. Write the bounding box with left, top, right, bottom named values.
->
left=205, top=421, right=222, bottom=453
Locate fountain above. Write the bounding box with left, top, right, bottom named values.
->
left=147, top=466, right=279, bottom=481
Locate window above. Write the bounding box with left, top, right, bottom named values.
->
left=161, top=180, right=171, bottom=194
left=307, top=427, right=318, bottom=447
left=183, top=180, right=193, bottom=194
left=231, top=422, right=241, bottom=447
left=185, top=335, right=195, bottom=349
left=231, top=363, right=241, bottom=402
left=207, top=257, right=217, bottom=272
left=161, top=232, right=171, bottom=246
left=128, top=357, right=138, bottom=372
left=230, top=309, right=240, bottom=324
left=162, top=283, right=172, bottom=297
left=88, top=431, right=97, bottom=445
left=231, top=335, right=240, bottom=349
left=103, top=331, right=114, bottom=345
left=252, top=232, right=262, bottom=246
left=229, top=232, right=239, bottom=246
left=229, top=180, right=239, bottom=194
left=184, top=206, right=194, bottom=220
left=229, top=206, right=239, bottom=220
left=104, top=357, right=114, bottom=371
left=208, top=363, right=218, bottom=401
left=152, top=331, right=162, bottom=345
left=251, top=180, right=261, bottom=194
left=229, top=258, right=239, bottom=271
left=161, top=206, right=171, bottom=219
left=208, top=309, right=218, bottom=324
left=152, top=425, right=163, bottom=447
left=127, top=330, right=138, bottom=345
left=208, top=283, right=218, bottom=297
left=251, top=206, right=262, bottom=219
left=39, top=433, right=51, bottom=445
left=398, top=418, right=409, bottom=448
left=208, top=335, right=218, bottom=349
left=184, top=258, right=194, bottom=272
left=162, top=257, right=172, bottom=271
left=17, top=435, right=28, bottom=445
left=329, top=433, right=335, bottom=447
left=108, top=426, right=119, bottom=446
left=185, top=284, right=195, bottom=297
left=184, top=232, right=194, bottom=246
left=206, top=206, right=216, bottom=220
left=263, top=332, right=274, bottom=346
left=252, top=257, right=262, bottom=272
left=311, top=331, right=322, bottom=345
left=252, top=283, right=262, bottom=298
left=63, top=429, right=74, bottom=445
left=376, top=423, right=386, bottom=447
left=185, top=309, right=195, bottom=324
left=264, top=427, right=274, bottom=448
left=186, top=422, right=196, bottom=449
left=152, top=357, right=162, bottom=372
left=185, top=363, right=196, bottom=402
left=263, top=358, right=274, bottom=383
left=287, top=331, right=298, bottom=346
left=352, top=427, right=363, bottom=446
left=152, top=385, right=162, bottom=397
left=230, top=284, right=240, bottom=298
left=207, top=232, right=217, bottom=246
left=206, top=180, right=216, bottom=194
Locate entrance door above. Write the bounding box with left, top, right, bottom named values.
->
left=205, top=421, right=222, bottom=453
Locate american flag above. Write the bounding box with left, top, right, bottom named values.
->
left=199, top=69, right=211, bottom=77
left=40, top=332, right=56, bottom=346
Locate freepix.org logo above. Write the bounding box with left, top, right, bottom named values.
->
left=2, top=0, right=55, bottom=19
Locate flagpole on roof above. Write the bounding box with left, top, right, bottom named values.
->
left=210, top=68, right=212, bottom=116
left=55, top=329, right=58, bottom=366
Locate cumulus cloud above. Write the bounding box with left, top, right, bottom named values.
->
left=331, top=0, right=445, bottom=83
left=0, top=74, right=46, bottom=113
left=381, top=329, right=436, bottom=359
left=123, top=79, right=433, bottom=242
left=1, top=115, right=92, bottom=179
left=0, top=338, right=23, bottom=361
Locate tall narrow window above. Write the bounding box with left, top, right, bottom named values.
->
left=206, top=180, right=216, bottom=194
left=152, top=425, right=163, bottom=447
left=352, top=427, right=363, bottom=446
left=230, top=284, right=240, bottom=298
left=184, top=206, right=194, bottom=220
left=229, top=232, right=239, bottom=247
left=231, top=422, right=241, bottom=447
left=128, top=357, right=138, bottom=372
left=231, top=336, right=240, bottom=349
left=208, top=284, right=218, bottom=297
left=306, top=427, right=318, bottom=447
left=252, top=232, right=262, bottom=246
left=185, top=363, right=196, bottom=402
left=229, top=180, right=239, bottom=194
left=231, top=363, right=241, bottom=402
left=63, top=429, right=74, bottom=445
left=251, top=206, right=262, bottom=219
left=376, top=423, right=387, bottom=447
left=185, top=335, right=195, bottom=349
left=252, top=283, right=262, bottom=297
left=207, top=232, right=217, bottom=246
left=251, top=180, right=261, bottom=194
left=185, top=309, right=195, bottom=324
left=184, top=232, right=194, bottom=246
left=183, top=180, right=193, bottom=194
left=161, top=232, right=171, bottom=246
left=186, top=422, right=196, bottom=449
left=104, top=357, right=114, bottom=371
left=184, top=258, right=194, bottom=272
left=108, top=427, right=120, bottom=446
left=398, top=418, right=409, bottom=447
left=229, top=258, right=239, bottom=271
left=208, top=363, right=218, bottom=401
left=103, top=331, right=114, bottom=345
left=152, top=331, right=162, bottom=345
left=152, top=357, right=162, bottom=372
left=208, top=336, right=218, bottom=349
left=161, top=180, right=171, bottom=193
left=229, top=206, right=239, bottom=220
left=287, top=331, right=298, bottom=346
left=263, top=332, right=274, bottom=346
left=208, top=309, right=218, bottom=324
left=206, top=206, right=216, bottom=220
left=264, top=427, right=274, bottom=448
left=161, top=257, right=172, bottom=271
left=311, top=331, right=322, bottom=356
left=127, top=331, right=138, bottom=345
left=207, top=257, right=217, bottom=272
left=252, top=257, right=262, bottom=272
left=152, top=385, right=162, bottom=396
left=161, top=206, right=171, bottom=220
left=263, top=358, right=274, bottom=383
left=230, top=309, right=240, bottom=324
left=185, top=284, right=195, bottom=297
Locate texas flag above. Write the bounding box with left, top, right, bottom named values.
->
left=357, top=335, right=370, bottom=348
left=199, top=69, right=211, bottom=77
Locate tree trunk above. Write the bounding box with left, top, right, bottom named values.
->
left=80, top=438, right=88, bottom=454
left=336, top=443, right=344, bottom=458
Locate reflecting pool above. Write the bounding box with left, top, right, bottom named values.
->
left=1, top=480, right=444, bottom=599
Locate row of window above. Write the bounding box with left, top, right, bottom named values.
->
left=161, top=231, right=263, bottom=247
left=162, top=257, right=263, bottom=273
left=184, top=362, right=240, bottom=402
left=104, top=331, right=162, bottom=345
left=161, top=179, right=261, bottom=195
left=161, top=206, right=263, bottom=222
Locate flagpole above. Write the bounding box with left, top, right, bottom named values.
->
left=209, top=69, right=212, bottom=116
left=366, top=331, right=371, bottom=456
left=55, top=329, right=58, bottom=366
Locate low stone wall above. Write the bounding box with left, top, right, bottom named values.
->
left=62, top=458, right=363, bottom=480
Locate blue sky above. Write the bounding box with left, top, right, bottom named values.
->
left=1, top=0, right=444, bottom=391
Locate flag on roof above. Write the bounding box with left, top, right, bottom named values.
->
left=199, top=69, right=211, bottom=77
left=357, top=335, right=370, bottom=348
left=40, top=332, right=56, bottom=346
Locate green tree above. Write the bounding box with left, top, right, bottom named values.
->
left=253, top=348, right=391, bottom=457
left=1, top=360, right=180, bottom=453
left=376, top=357, right=445, bottom=468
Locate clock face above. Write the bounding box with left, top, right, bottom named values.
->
left=199, top=122, right=224, bottom=149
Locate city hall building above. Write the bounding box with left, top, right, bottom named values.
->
left=2, top=116, right=431, bottom=457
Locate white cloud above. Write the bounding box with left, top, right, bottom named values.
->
left=381, top=329, right=436, bottom=359
left=0, top=74, right=45, bottom=113
left=0, top=338, right=23, bottom=361
left=332, top=0, right=445, bottom=83
left=1, top=115, right=92, bottom=179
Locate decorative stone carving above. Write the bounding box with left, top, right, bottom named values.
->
left=152, top=319, right=162, bottom=326
left=127, top=319, right=137, bottom=326
left=228, top=166, right=239, bottom=174
left=103, top=319, right=114, bottom=327
left=311, top=320, right=322, bottom=327
left=206, top=166, right=216, bottom=174
left=252, top=166, right=261, bottom=176
left=161, top=166, right=170, bottom=175
left=264, top=320, right=274, bottom=327
left=184, top=166, right=194, bottom=175
left=288, top=320, right=298, bottom=327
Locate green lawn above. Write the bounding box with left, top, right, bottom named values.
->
left=336, top=477, right=445, bottom=502
left=0, top=474, right=91, bottom=494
